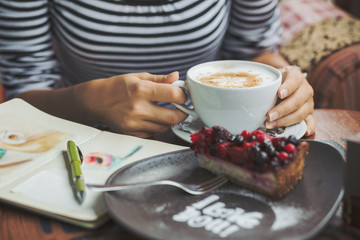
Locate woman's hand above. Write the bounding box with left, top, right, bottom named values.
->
left=265, top=66, right=315, bottom=136
left=75, top=72, right=188, bottom=138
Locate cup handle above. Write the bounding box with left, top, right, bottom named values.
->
left=171, top=80, right=199, bottom=118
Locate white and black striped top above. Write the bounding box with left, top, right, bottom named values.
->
left=0, top=0, right=281, bottom=99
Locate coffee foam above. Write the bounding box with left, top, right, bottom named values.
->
left=196, top=72, right=263, bottom=88
left=190, top=64, right=278, bottom=88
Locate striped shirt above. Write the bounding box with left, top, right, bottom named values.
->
left=0, top=0, right=281, bottom=99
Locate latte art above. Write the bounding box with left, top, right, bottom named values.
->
left=196, top=72, right=263, bottom=88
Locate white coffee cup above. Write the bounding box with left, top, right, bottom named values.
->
left=172, top=60, right=282, bottom=134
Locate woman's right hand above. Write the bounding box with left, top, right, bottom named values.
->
left=74, top=72, right=188, bottom=138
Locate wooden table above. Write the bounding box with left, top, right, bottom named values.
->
left=1, top=109, right=360, bottom=240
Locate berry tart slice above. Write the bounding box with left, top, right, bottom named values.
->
left=190, top=126, right=309, bottom=199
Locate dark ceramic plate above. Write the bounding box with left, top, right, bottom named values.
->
left=103, top=141, right=344, bottom=240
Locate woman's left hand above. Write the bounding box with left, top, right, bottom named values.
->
left=265, top=66, right=315, bottom=136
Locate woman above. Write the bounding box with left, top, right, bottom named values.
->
left=0, top=0, right=314, bottom=138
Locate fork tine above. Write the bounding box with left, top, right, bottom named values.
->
left=196, top=175, right=226, bottom=188
left=198, top=179, right=227, bottom=193
left=197, top=175, right=228, bottom=192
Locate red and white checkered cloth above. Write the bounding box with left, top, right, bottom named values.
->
left=279, top=0, right=349, bottom=44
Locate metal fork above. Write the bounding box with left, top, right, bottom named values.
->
left=86, top=175, right=228, bottom=195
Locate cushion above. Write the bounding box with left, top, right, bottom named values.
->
left=279, top=0, right=349, bottom=44
left=280, top=17, right=360, bottom=73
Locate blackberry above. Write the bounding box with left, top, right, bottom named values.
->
left=211, top=126, right=233, bottom=143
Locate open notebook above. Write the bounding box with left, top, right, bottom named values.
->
left=0, top=98, right=187, bottom=228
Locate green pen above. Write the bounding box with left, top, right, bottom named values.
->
left=66, top=140, right=86, bottom=203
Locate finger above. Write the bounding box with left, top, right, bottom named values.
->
left=119, top=100, right=188, bottom=128
left=137, top=71, right=179, bottom=84
left=267, top=81, right=313, bottom=123
left=163, top=71, right=180, bottom=83
left=304, top=114, right=316, bottom=136
left=265, top=99, right=314, bottom=129
left=145, top=103, right=188, bottom=125
left=278, top=68, right=303, bottom=99
left=131, top=80, right=188, bottom=104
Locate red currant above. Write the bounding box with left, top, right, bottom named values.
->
left=241, top=130, right=251, bottom=139
left=284, top=143, right=296, bottom=153
left=217, top=142, right=229, bottom=153
left=256, top=132, right=267, bottom=142
left=243, top=142, right=252, bottom=148
left=190, top=133, right=200, bottom=142
left=277, top=151, right=289, bottom=162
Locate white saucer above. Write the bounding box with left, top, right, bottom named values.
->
left=171, top=116, right=307, bottom=143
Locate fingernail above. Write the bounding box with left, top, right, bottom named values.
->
left=280, top=89, right=288, bottom=99
left=170, top=71, right=179, bottom=76
left=306, top=129, right=312, bottom=136
left=268, top=111, right=279, bottom=122
left=265, top=121, right=277, bottom=129
left=168, top=71, right=180, bottom=79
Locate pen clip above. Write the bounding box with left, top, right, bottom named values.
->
left=77, top=146, right=83, bottom=164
